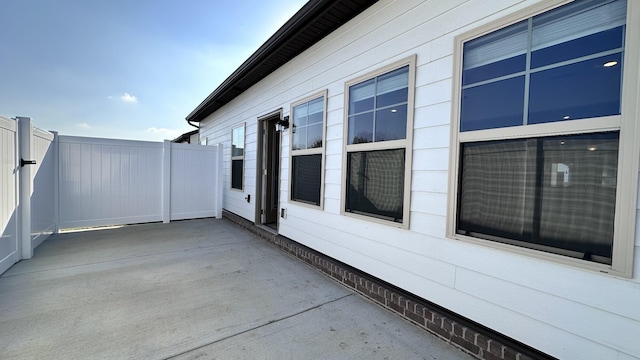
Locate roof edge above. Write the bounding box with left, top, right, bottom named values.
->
left=186, top=0, right=331, bottom=122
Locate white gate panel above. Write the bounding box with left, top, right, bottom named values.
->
left=0, top=116, right=18, bottom=274
left=58, top=136, right=163, bottom=228
left=31, top=127, right=56, bottom=249
left=169, top=143, right=220, bottom=220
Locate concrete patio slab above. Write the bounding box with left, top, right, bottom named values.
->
left=0, top=218, right=472, bottom=360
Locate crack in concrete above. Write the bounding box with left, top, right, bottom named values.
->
left=163, top=293, right=355, bottom=360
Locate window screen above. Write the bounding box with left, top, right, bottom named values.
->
left=291, top=154, right=322, bottom=205
left=231, top=159, right=243, bottom=190
left=231, top=125, right=244, bottom=190
left=346, top=149, right=405, bottom=222
left=457, top=132, right=619, bottom=264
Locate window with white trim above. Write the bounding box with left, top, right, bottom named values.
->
left=449, top=0, right=639, bottom=276
left=290, top=92, right=326, bottom=206
left=231, top=124, right=244, bottom=190
left=343, top=56, right=415, bottom=227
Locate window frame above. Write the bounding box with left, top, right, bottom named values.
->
left=341, top=55, right=416, bottom=229
left=231, top=123, right=245, bottom=191
left=289, top=90, right=328, bottom=208
left=447, top=0, right=640, bottom=277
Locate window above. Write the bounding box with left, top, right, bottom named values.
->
left=231, top=124, right=244, bottom=190
left=290, top=92, right=326, bottom=206
left=343, top=56, right=415, bottom=227
left=449, top=0, right=640, bottom=277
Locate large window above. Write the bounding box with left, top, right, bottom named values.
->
left=343, top=56, right=415, bottom=227
left=449, top=0, right=640, bottom=276
left=290, top=92, right=326, bottom=206
left=231, top=124, right=244, bottom=190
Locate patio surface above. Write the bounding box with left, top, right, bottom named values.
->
left=0, top=218, right=472, bottom=360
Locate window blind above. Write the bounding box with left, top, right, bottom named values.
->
left=463, top=21, right=528, bottom=70
left=463, top=0, right=626, bottom=70
left=532, top=0, right=626, bottom=51
left=350, top=67, right=408, bottom=102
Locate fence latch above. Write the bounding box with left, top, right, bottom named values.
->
left=20, top=159, right=36, bottom=167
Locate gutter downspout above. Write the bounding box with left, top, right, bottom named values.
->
left=187, top=119, right=199, bottom=129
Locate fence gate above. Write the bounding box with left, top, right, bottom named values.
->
left=0, top=116, right=19, bottom=274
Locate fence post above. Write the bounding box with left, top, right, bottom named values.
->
left=215, top=143, right=223, bottom=218
left=52, top=131, right=59, bottom=234
left=17, top=117, right=33, bottom=259
left=162, top=140, right=171, bottom=223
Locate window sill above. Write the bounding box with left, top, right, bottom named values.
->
left=342, top=210, right=408, bottom=230
left=448, top=232, right=631, bottom=278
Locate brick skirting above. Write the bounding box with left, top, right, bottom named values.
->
left=222, top=210, right=555, bottom=360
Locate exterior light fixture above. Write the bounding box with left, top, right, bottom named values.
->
left=391, top=109, right=397, bottom=113
left=276, top=116, right=290, bottom=131
left=603, top=61, right=618, bottom=67
left=588, top=146, right=597, bottom=151
left=563, top=115, right=570, bottom=120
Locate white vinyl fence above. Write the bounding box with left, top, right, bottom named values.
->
left=30, top=126, right=56, bottom=249
left=0, top=116, right=18, bottom=275
left=168, top=142, right=223, bottom=221
left=0, top=116, right=222, bottom=275
left=58, top=136, right=222, bottom=228
left=58, top=136, right=164, bottom=228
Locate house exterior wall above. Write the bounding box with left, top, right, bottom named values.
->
left=198, top=1, right=640, bottom=359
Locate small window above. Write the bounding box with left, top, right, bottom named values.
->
left=449, top=0, right=638, bottom=276
left=290, top=92, right=326, bottom=206
left=231, top=125, right=244, bottom=190
left=343, top=56, right=415, bottom=227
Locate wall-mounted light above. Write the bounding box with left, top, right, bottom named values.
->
left=276, top=115, right=289, bottom=131
left=603, top=61, right=618, bottom=67
left=588, top=145, right=597, bottom=151
left=563, top=115, right=570, bottom=120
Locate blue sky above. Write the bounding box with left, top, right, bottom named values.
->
left=0, top=0, right=307, bottom=141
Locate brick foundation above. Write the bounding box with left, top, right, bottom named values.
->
left=222, top=210, right=555, bottom=360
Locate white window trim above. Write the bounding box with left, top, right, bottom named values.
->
left=289, top=90, right=328, bottom=209
left=341, top=55, right=416, bottom=229
left=446, top=0, right=640, bottom=278
left=231, top=123, right=245, bottom=191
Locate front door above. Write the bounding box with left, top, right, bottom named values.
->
left=256, top=114, right=280, bottom=229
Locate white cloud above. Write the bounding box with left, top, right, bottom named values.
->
left=77, top=122, right=90, bottom=129
left=145, top=127, right=182, bottom=140
left=120, top=93, right=138, bottom=103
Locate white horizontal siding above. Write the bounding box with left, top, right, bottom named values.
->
left=198, top=0, right=640, bottom=358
